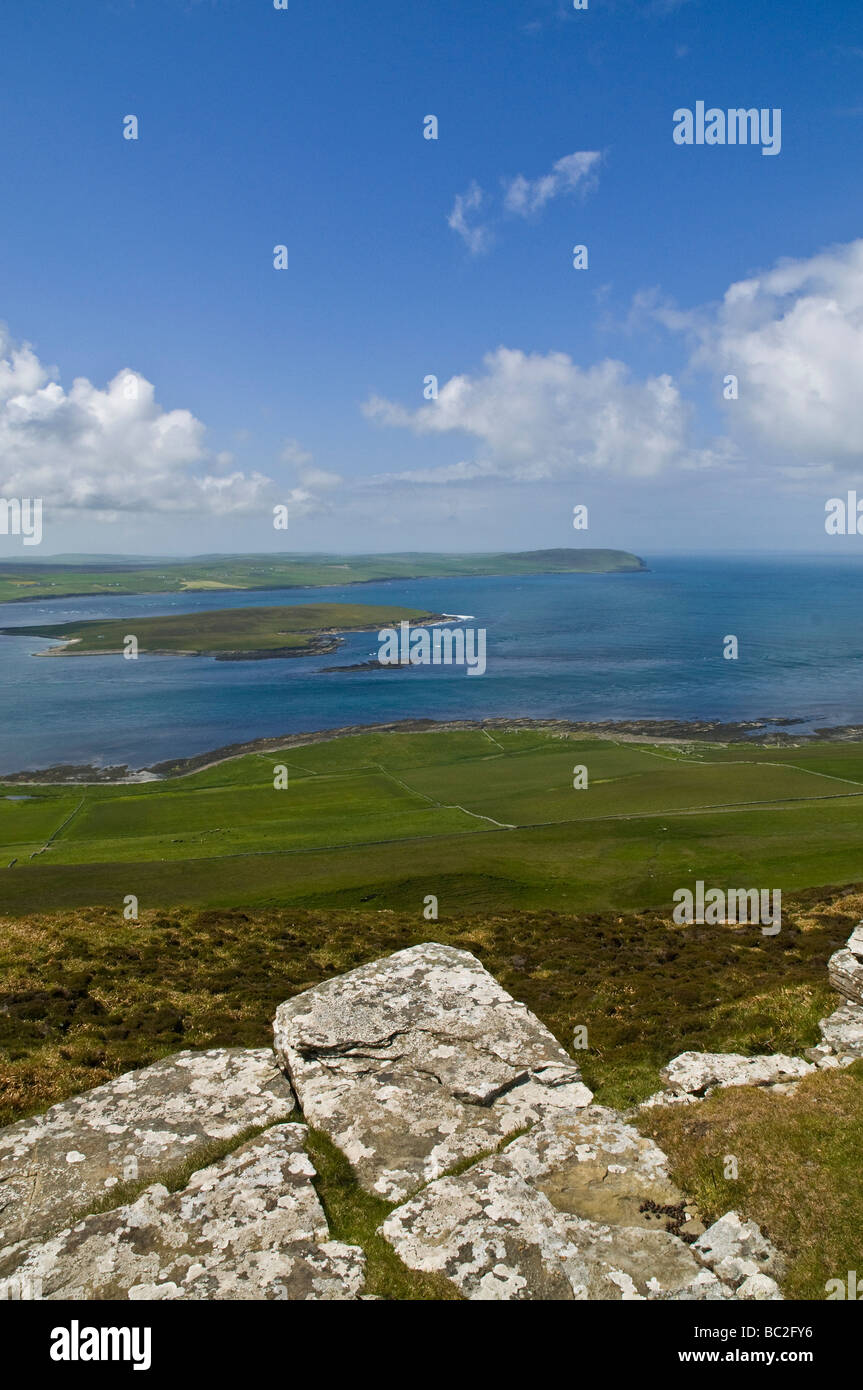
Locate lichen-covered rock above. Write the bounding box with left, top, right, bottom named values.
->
left=693, top=1211, right=785, bottom=1289
left=380, top=1117, right=786, bottom=1301
left=273, top=943, right=592, bottom=1201
left=660, top=1051, right=814, bottom=1097
left=381, top=1165, right=590, bottom=1300
left=0, top=1125, right=365, bottom=1301
left=736, top=1272, right=783, bottom=1300
left=0, top=1048, right=295, bottom=1251
left=827, top=947, right=863, bottom=1007
left=845, top=924, right=863, bottom=960
left=379, top=1147, right=728, bottom=1301
left=497, top=1107, right=689, bottom=1228
left=638, top=1091, right=700, bottom=1111
left=565, top=1223, right=730, bottom=1301
left=814, top=1002, right=863, bottom=1060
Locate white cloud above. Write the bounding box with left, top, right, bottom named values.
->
left=370, top=459, right=498, bottom=486
left=691, top=239, right=863, bottom=470
left=449, top=153, right=600, bottom=255
left=366, top=238, right=863, bottom=500
left=503, top=151, right=601, bottom=216
left=0, top=326, right=300, bottom=517
left=364, top=347, right=724, bottom=482
left=447, top=182, right=491, bottom=255
left=279, top=437, right=341, bottom=492
left=280, top=437, right=314, bottom=467
left=297, top=466, right=342, bottom=490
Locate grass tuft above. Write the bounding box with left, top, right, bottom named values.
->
left=639, top=1061, right=863, bottom=1299
left=303, top=1126, right=461, bottom=1301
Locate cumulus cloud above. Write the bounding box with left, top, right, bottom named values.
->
left=690, top=239, right=863, bottom=470
left=503, top=151, right=601, bottom=216
left=364, top=347, right=724, bottom=482
left=366, top=239, right=863, bottom=495
left=0, top=326, right=281, bottom=515
left=447, top=182, right=492, bottom=255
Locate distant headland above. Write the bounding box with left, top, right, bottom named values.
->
left=0, top=548, right=647, bottom=604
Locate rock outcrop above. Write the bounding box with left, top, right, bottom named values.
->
left=273, top=942, right=593, bottom=1201
left=0, top=1125, right=364, bottom=1300
left=658, top=1051, right=815, bottom=1098
left=693, top=1211, right=784, bottom=1296
left=827, top=923, right=863, bottom=1006
left=808, top=1002, right=863, bottom=1064
left=810, top=922, right=863, bottom=1064
left=0, top=943, right=793, bottom=1301
left=639, top=922, right=863, bottom=1109
left=380, top=1108, right=733, bottom=1300
left=0, top=1048, right=295, bottom=1251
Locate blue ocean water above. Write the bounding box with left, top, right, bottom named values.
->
left=1, top=554, right=863, bottom=772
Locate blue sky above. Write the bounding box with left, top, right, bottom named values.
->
left=2, top=0, right=863, bottom=556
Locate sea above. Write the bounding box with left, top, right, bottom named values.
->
left=2, top=554, right=863, bottom=773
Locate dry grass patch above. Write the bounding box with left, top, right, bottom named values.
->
left=1, top=892, right=857, bottom=1125
left=639, top=1062, right=863, bottom=1300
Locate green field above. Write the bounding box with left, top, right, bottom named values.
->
left=0, top=547, right=646, bottom=604
left=4, top=727, right=863, bottom=914
left=1, top=602, right=440, bottom=658
left=3, top=728, right=862, bottom=1300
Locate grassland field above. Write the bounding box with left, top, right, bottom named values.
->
left=4, top=727, right=863, bottom=915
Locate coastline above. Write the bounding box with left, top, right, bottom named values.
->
left=4, top=713, right=863, bottom=785
left=0, top=553, right=649, bottom=606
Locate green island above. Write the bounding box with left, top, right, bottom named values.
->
left=2, top=724, right=862, bottom=1298
left=0, top=547, right=646, bottom=604
left=1, top=603, right=442, bottom=659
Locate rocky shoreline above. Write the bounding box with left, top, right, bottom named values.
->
left=3, top=713, right=861, bottom=785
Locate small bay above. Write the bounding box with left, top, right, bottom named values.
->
left=2, top=554, right=862, bottom=772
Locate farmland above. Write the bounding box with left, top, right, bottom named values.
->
left=3, top=727, right=863, bottom=914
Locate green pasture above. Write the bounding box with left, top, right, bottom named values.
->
left=3, top=729, right=863, bottom=914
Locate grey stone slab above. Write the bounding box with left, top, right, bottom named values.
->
left=0, top=1124, right=365, bottom=1301
left=0, top=1047, right=295, bottom=1251
left=273, top=942, right=592, bottom=1201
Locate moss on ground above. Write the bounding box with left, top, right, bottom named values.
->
left=1, top=888, right=856, bottom=1125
